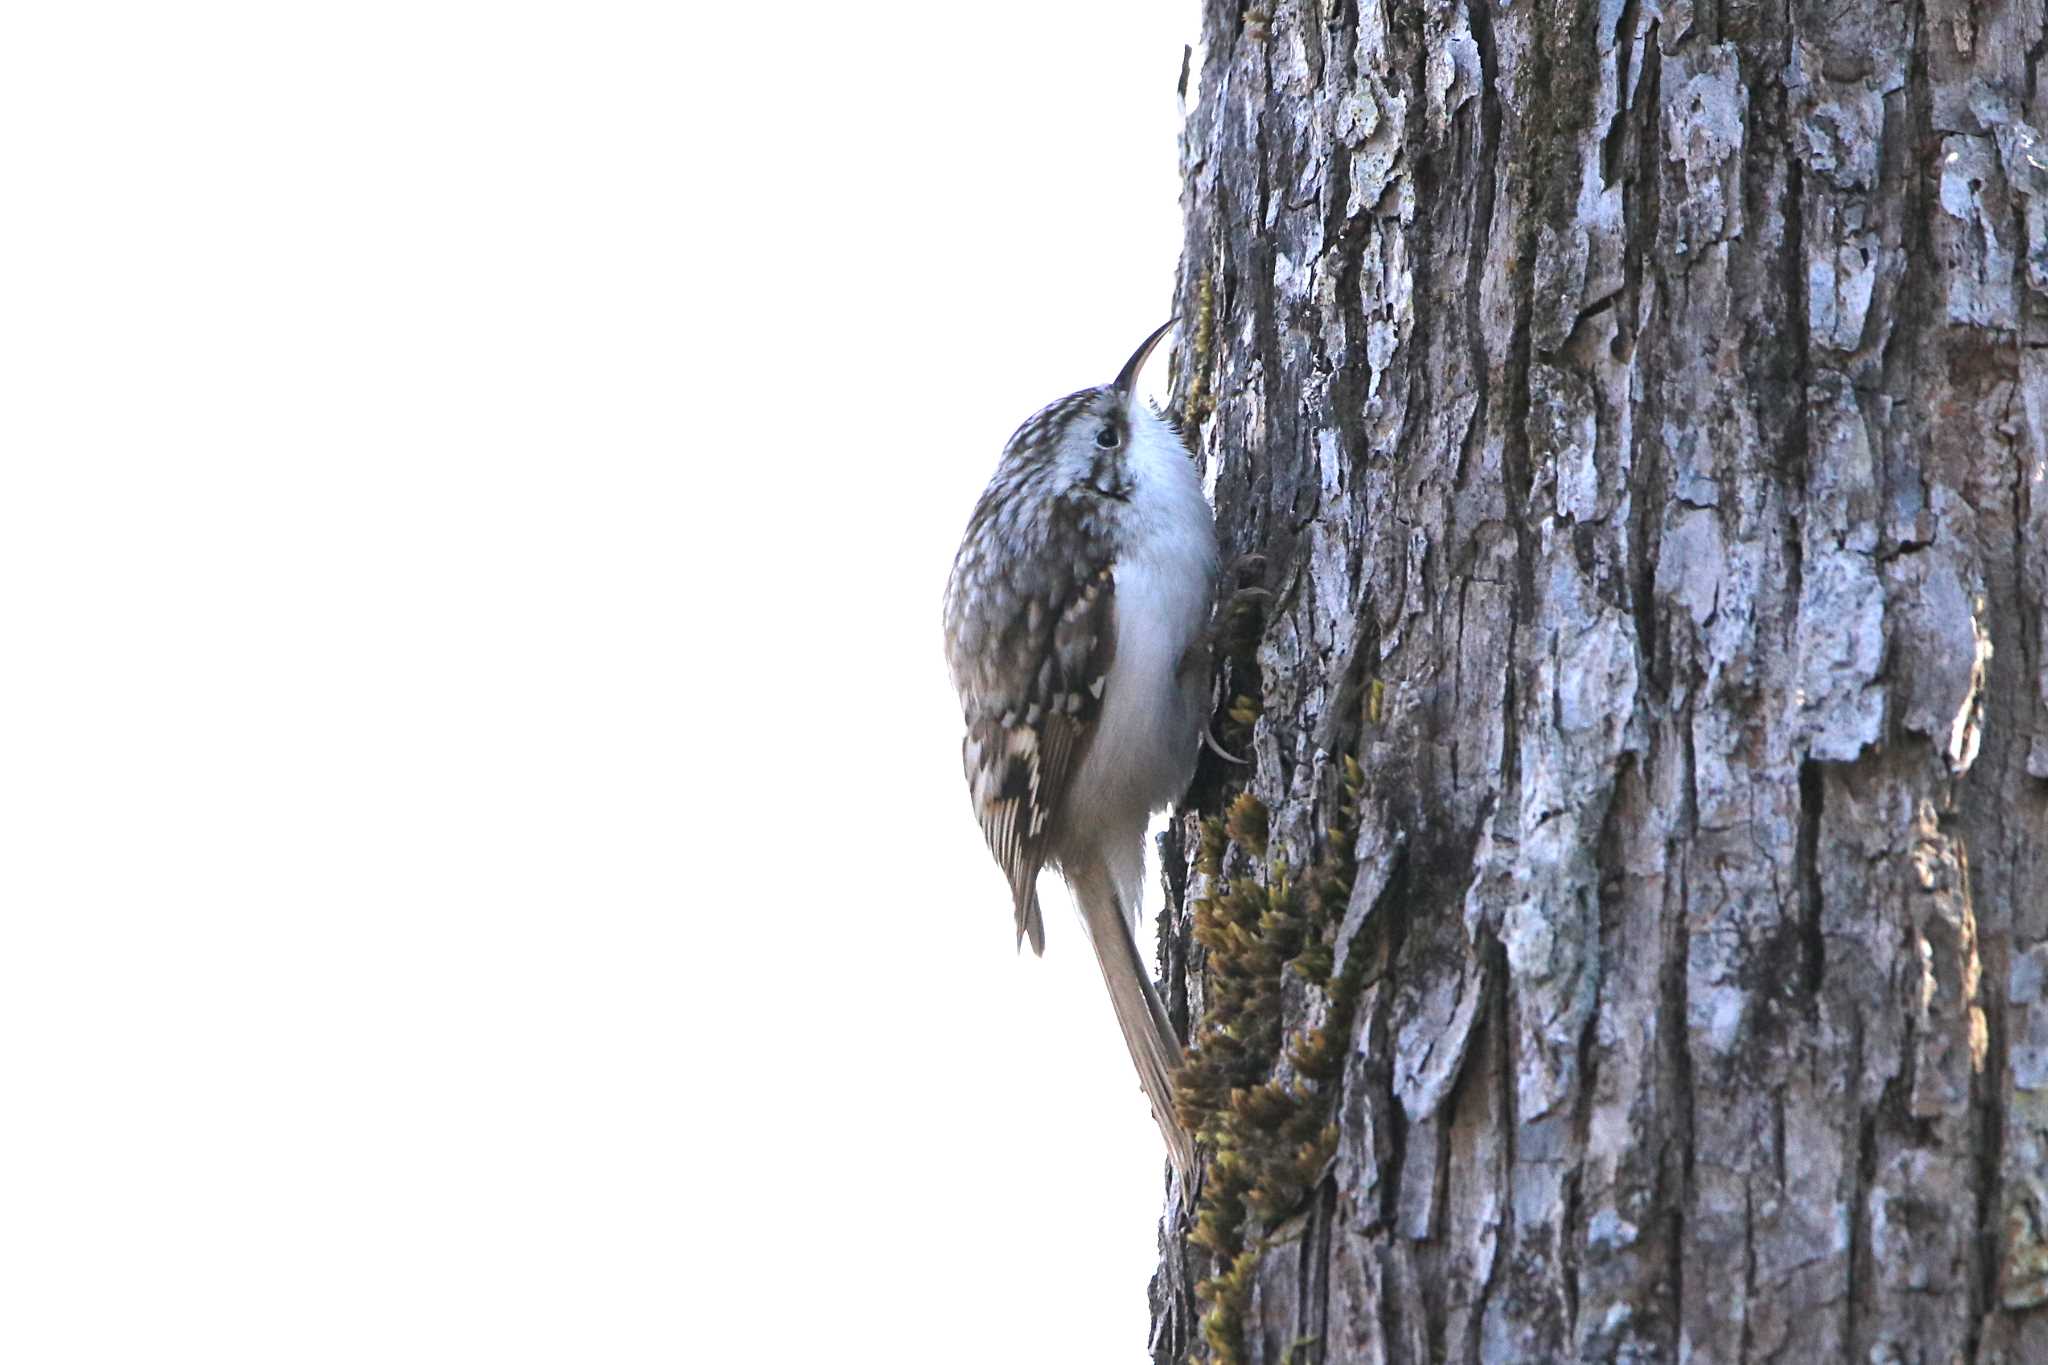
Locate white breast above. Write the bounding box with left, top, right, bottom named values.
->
left=1059, top=407, right=1217, bottom=883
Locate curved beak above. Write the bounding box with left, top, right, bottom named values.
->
left=1112, top=317, right=1178, bottom=402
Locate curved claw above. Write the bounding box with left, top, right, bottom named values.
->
left=1204, top=727, right=1249, bottom=765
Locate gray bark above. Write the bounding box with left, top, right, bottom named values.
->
left=1150, top=1, right=2048, bottom=1361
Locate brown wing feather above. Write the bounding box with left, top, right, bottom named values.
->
left=960, top=567, right=1116, bottom=954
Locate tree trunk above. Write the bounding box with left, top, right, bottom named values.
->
left=1149, top=1, right=2048, bottom=1361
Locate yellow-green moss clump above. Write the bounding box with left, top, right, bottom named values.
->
left=1182, top=272, right=1220, bottom=426
left=1177, top=757, right=1367, bottom=1363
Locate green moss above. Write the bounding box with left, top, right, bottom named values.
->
left=1221, top=692, right=1262, bottom=756
left=1184, top=272, right=1220, bottom=426
left=1176, top=758, right=1368, bottom=1361
left=1216, top=582, right=1270, bottom=672
left=1288, top=1027, right=1343, bottom=1082
left=1223, top=791, right=1269, bottom=858
left=1194, top=1244, right=1259, bottom=1363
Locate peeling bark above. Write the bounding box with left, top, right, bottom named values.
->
left=1152, top=1, right=2048, bottom=1360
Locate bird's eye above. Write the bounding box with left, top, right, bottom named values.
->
left=1095, top=426, right=1120, bottom=449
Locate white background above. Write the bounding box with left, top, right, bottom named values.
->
left=2, top=2, right=1200, bottom=1360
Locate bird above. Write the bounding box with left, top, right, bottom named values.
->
left=942, top=319, right=1217, bottom=1186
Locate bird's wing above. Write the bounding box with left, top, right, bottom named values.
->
left=960, top=562, right=1116, bottom=954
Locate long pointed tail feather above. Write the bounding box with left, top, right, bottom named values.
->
left=1014, top=885, right=1045, bottom=956
left=1068, top=857, right=1197, bottom=1189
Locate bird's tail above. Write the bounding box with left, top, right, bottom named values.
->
left=1067, top=853, right=1197, bottom=1190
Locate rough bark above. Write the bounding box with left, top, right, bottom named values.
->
left=1150, top=1, right=2048, bottom=1361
